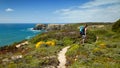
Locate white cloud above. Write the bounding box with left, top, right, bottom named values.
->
left=5, top=8, right=14, bottom=12
left=80, top=0, right=120, bottom=8
left=54, top=0, right=120, bottom=22
left=54, top=8, right=71, bottom=14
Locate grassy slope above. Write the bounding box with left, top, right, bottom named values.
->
left=66, top=24, right=120, bottom=68
left=0, top=23, right=120, bottom=68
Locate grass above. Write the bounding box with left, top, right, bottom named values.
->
left=65, top=24, right=120, bottom=68
left=0, top=23, right=120, bottom=68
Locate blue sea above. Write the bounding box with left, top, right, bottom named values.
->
left=0, top=23, right=44, bottom=47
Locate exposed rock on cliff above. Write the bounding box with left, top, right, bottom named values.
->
left=33, top=24, right=65, bottom=31
left=46, top=24, right=65, bottom=31
left=33, top=24, right=47, bottom=30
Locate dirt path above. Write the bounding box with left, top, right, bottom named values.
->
left=15, top=41, right=28, bottom=48
left=57, top=46, right=70, bottom=68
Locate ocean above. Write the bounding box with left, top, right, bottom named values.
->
left=0, top=23, right=44, bottom=47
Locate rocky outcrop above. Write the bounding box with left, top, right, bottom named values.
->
left=33, top=24, right=47, bottom=30
left=11, top=55, right=23, bottom=61
left=2, top=55, right=23, bottom=63
left=33, top=24, right=65, bottom=31
left=46, top=24, right=65, bottom=31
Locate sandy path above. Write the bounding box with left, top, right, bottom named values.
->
left=16, top=41, right=28, bottom=48
left=57, top=46, right=70, bottom=68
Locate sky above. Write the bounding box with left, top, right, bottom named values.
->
left=0, top=0, right=120, bottom=23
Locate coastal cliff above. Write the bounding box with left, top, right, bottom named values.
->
left=0, top=22, right=120, bottom=68
left=33, top=24, right=47, bottom=30
left=46, top=24, right=65, bottom=31
left=33, top=24, right=65, bottom=31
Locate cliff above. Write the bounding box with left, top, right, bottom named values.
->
left=33, top=24, right=65, bottom=31
left=33, top=24, right=47, bottom=30
left=46, top=24, right=65, bottom=31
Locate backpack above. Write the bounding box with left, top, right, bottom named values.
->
left=80, top=26, right=84, bottom=32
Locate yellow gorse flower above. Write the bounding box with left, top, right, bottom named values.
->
left=36, top=40, right=56, bottom=48
left=93, top=48, right=100, bottom=52
left=36, top=41, right=45, bottom=48
left=99, top=43, right=106, bottom=48
left=95, top=41, right=106, bottom=48
left=46, top=40, right=55, bottom=46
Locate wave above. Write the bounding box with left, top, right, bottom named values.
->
left=25, top=36, right=33, bottom=39
left=27, top=28, right=42, bottom=33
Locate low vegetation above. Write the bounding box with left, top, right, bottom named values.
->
left=0, top=20, right=120, bottom=68
left=112, top=19, right=120, bottom=33
left=66, top=21, right=120, bottom=68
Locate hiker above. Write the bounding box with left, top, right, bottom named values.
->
left=79, top=24, right=88, bottom=45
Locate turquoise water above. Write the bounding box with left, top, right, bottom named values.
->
left=0, top=23, right=44, bottom=47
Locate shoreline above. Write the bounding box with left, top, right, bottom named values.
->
left=0, top=39, right=27, bottom=47
left=15, top=41, right=28, bottom=48
left=0, top=27, right=45, bottom=48
left=0, top=39, right=27, bottom=49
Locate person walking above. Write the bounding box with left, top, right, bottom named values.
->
left=79, top=24, right=88, bottom=45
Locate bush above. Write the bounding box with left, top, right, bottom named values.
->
left=8, top=63, right=17, bottom=68
left=36, top=41, right=45, bottom=48
left=66, top=44, right=80, bottom=65
left=85, top=30, right=96, bottom=43
left=63, top=37, right=73, bottom=46
left=35, top=40, right=56, bottom=48
left=112, top=19, right=120, bottom=33
left=46, top=40, right=56, bottom=46
left=93, top=29, right=109, bottom=36
left=66, top=44, right=80, bottom=57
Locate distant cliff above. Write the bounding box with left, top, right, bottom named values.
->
left=33, top=24, right=65, bottom=31
left=33, top=24, right=47, bottom=30
left=46, top=24, right=65, bottom=31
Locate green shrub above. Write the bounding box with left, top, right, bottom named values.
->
left=106, top=43, right=117, bottom=48
left=69, top=61, right=83, bottom=68
left=86, top=30, right=96, bottom=43
left=66, top=44, right=80, bottom=57
left=93, top=29, right=108, bottom=35
left=90, top=62, right=120, bottom=68
left=112, top=19, right=120, bottom=33
left=8, top=63, right=17, bottom=68
left=66, top=44, right=80, bottom=65
left=56, top=40, right=64, bottom=46
left=63, top=37, right=73, bottom=46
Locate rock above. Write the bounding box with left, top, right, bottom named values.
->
left=2, top=58, right=10, bottom=62
left=89, top=25, right=105, bottom=28
left=11, top=55, right=23, bottom=60
left=16, top=44, right=21, bottom=48
left=33, top=24, right=65, bottom=31
left=47, top=24, right=65, bottom=31
left=42, top=56, right=56, bottom=59
left=44, top=66, right=55, bottom=68
left=33, top=24, right=47, bottom=30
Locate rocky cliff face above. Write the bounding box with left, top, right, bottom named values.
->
left=33, top=24, right=47, bottom=30
left=46, top=24, right=65, bottom=31
left=33, top=24, right=65, bottom=31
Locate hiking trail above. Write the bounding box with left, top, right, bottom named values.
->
left=57, top=46, right=70, bottom=68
